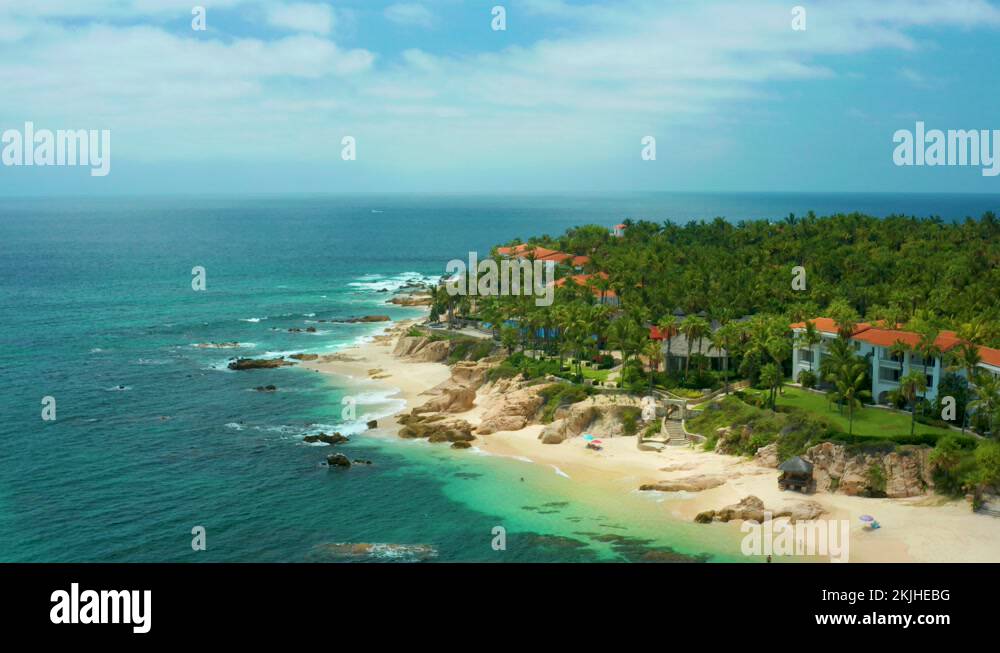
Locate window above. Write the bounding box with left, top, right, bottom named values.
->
left=879, top=366, right=901, bottom=383
left=799, top=348, right=813, bottom=363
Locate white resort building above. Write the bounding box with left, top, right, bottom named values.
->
left=791, top=318, right=1000, bottom=404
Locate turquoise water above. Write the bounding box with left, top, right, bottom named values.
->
left=1, top=193, right=997, bottom=562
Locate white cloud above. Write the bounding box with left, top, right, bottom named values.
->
left=383, top=3, right=434, bottom=28
left=1, top=0, right=998, bottom=181
left=267, top=3, right=335, bottom=35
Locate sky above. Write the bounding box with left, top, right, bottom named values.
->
left=1, top=0, right=1000, bottom=195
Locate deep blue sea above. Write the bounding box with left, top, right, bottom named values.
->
left=1, top=192, right=998, bottom=562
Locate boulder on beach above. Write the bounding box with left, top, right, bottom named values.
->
left=639, top=474, right=728, bottom=493
left=367, top=419, right=378, bottom=429
left=694, top=496, right=826, bottom=524
left=289, top=353, right=319, bottom=361
left=451, top=441, right=472, bottom=449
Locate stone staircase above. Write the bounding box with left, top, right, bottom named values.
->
left=661, top=418, right=689, bottom=446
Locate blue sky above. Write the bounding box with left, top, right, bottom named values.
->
left=2, top=0, right=1000, bottom=195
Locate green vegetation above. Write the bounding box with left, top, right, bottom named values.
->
left=486, top=353, right=564, bottom=382
left=762, top=385, right=954, bottom=439
left=620, top=407, right=641, bottom=435
left=454, top=213, right=1000, bottom=445
left=689, top=396, right=833, bottom=460
left=539, top=383, right=594, bottom=423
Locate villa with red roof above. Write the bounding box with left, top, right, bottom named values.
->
left=553, top=271, right=619, bottom=306
left=496, top=244, right=590, bottom=269
left=791, top=318, right=1000, bottom=404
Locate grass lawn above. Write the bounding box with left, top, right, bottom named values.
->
left=581, top=366, right=612, bottom=382
left=763, top=385, right=954, bottom=439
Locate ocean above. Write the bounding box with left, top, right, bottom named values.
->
left=2, top=192, right=998, bottom=562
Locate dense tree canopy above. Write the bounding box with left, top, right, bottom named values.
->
left=508, top=212, right=1000, bottom=346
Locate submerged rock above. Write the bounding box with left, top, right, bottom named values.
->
left=228, top=357, right=294, bottom=370
left=326, top=453, right=351, bottom=468
left=254, top=385, right=278, bottom=392
left=305, top=433, right=349, bottom=445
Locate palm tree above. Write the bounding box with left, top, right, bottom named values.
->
left=947, top=342, right=981, bottom=433
left=968, top=373, right=1000, bottom=438
left=712, top=322, right=740, bottom=395
left=759, top=362, right=782, bottom=409
left=679, top=315, right=709, bottom=378
left=643, top=339, right=661, bottom=393
left=899, top=370, right=928, bottom=436
left=829, top=356, right=871, bottom=435
left=657, top=315, right=678, bottom=377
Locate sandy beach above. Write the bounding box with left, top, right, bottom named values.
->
left=304, top=318, right=1000, bottom=563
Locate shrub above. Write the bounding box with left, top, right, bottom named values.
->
left=539, top=383, right=593, bottom=423
left=797, top=369, right=817, bottom=389
left=865, top=462, right=887, bottom=497
left=621, top=407, right=641, bottom=435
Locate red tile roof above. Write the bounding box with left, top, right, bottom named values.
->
left=789, top=317, right=872, bottom=337
left=497, top=244, right=587, bottom=266
left=793, top=317, right=1000, bottom=371
left=554, top=272, right=615, bottom=298
left=649, top=326, right=677, bottom=340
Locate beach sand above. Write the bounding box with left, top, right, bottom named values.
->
left=304, top=319, right=1000, bottom=563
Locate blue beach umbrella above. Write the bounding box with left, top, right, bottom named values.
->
left=859, top=515, right=875, bottom=523
left=583, top=434, right=594, bottom=441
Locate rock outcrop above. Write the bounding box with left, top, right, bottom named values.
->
left=398, top=413, right=476, bottom=444
left=228, top=357, right=295, bottom=370
left=753, top=442, right=780, bottom=468
left=336, top=315, right=391, bottom=323
left=304, top=433, right=349, bottom=445
left=393, top=336, right=452, bottom=362
left=414, top=387, right=476, bottom=414
left=388, top=294, right=433, bottom=306
left=289, top=353, right=318, bottom=361
left=538, top=396, right=646, bottom=444
left=695, top=495, right=826, bottom=524
left=475, top=382, right=551, bottom=435
left=448, top=360, right=493, bottom=389
left=805, top=441, right=932, bottom=498
left=639, top=474, right=728, bottom=493
left=326, top=453, right=351, bottom=468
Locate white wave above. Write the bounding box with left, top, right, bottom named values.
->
left=551, top=465, right=571, bottom=479
left=105, top=385, right=131, bottom=392
left=224, top=422, right=245, bottom=431
left=240, top=317, right=266, bottom=323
